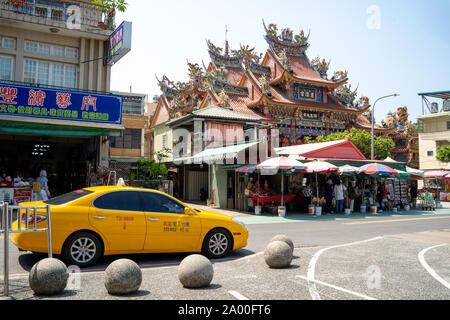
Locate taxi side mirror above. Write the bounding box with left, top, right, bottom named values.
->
left=184, top=207, right=196, bottom=216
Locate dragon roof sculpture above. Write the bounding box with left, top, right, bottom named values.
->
left=263, top=20, right=310, bottom=56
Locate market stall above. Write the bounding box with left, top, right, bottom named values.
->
left=248, top=156, right=306, bottom=216
left=0, top=176, right=35, bottom=205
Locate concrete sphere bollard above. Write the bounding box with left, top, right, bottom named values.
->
left=264, top=240, right=293, bottom=269
left=178, top=254, right=214, bottom=288
left=104, top=259, right=142, bottom=295
left=270, top=234, right=294, bottom=253
left=29, top=258, right=69, bottom=295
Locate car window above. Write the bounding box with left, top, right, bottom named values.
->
left=93, top=191, right=142, bottom=212
left=45, top=189, right=93, bottom=205
left=140, top=192, right=185, bottom=214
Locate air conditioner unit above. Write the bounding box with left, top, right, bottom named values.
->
left=430, top=102, right=439, bottom=113
left=443, top=99, right=450, bottom=112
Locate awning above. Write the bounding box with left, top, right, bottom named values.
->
left=0, top=119, right=123, bottom=137
left=275, top=138, right=366, bottom=160
left=406, top=166, right=424, bottom=178
left=174, top=141, right=260, bottom=163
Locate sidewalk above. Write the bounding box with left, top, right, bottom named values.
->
left=187, top=201, right=450, bottom=225
left=187, top=202, right=251, bottom=218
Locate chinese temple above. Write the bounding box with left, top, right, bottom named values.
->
left=381, top=107, right=420, bottom=168
left=150, top=21, right=397, bottom=150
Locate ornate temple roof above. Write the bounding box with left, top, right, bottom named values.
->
left=153, top=22, right=376, bottom=130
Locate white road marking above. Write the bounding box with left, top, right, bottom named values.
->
left=306, top=236, right=383, bottom=300
left=228, top=290, right=249, bottom=300
left=296, top=275, right=377, bottom=300
left=418, top=244, right=450, bottom=290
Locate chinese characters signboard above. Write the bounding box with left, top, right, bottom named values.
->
left=107, top=21, right=132, bottom=65
left=0, top=82, right=122, bottom=125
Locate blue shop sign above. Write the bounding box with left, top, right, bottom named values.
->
left=107, top=21, right=132, bottom=65
left=0, top=82, right=122, bottom=125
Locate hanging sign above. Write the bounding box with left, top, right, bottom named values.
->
left=107, top=21, right=132, bottom=65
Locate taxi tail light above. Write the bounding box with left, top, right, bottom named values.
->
left=21, top=214, right=47, bottom=225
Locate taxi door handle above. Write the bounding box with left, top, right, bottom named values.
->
left=147, top=218, right=159, bottom=221
left=93, top=216, right=105, bottom=220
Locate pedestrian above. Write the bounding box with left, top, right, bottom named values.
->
left=347, top=180, right=357, bottom=212
left=334, top=179, right=347, bottom=214
left=302, top=182, right=312, bottom=208
left=376, top=183, right=384, bottom=212
left=410, top=184, right=418, bottom=208
left=325, top=178, right=334, bottom=214
left=36, top=169, right=51, bottom=201
left=386, top=192, right=394, bottom=211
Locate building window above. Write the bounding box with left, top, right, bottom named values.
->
left=447, top=121, right=450, bottom=130
left=52, top=46, right=66, bottom=57
left=25, top=41, right=38, bottom=53
left=111, top=129, right=142, bottom=150
left=38, top=44, right=51, bottom=55
left=35, top=6, right=48, bottom=18
left=427, top=151, right=434, bottom=157
left=123, top=100, right=143, bottom=115
left=0, top=56, right=14, bottom=81
left=65, top=48, right=78, bottom=59
left=25, top=41, right=79, bottom=59
left=162, top=134, right=168, bottom=148
left=51, top=9, right=64, bottom=21
left=24, top=59, right=78, bottom=88
left=0, top=37, right=16, bottom=50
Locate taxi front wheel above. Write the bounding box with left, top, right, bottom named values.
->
left=202, top=228, right=233, bottom=259
left=63, top=232, right=103, bottom=267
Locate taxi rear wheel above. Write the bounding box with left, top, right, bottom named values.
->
left=202, top=228, right=233, bottom=259
left=63, top=232, right=102, bottom=267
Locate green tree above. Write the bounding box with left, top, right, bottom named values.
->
left=137, top=158, right=168, bottom=180
left=312, top=128, right=395, bottom=160
left=92, top=0, right=128, bottom=14
left=436, top=145, right=450, bottom=163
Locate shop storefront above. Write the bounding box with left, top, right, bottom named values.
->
left=0, top=81, right=124, bottom=203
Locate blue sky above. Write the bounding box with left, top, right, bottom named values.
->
left=110, top=0, right=450, bottom=123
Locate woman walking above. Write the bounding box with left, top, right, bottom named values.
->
left=334, top=179, right=347, bottom=214
left=37, top=169, right=51, bottom=201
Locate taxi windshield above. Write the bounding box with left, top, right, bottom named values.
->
left=44, top=189, right=93, bottom=205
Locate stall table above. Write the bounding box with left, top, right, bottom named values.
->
left=252, top=195, right=296, bottom=207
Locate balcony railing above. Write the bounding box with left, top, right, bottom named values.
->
left=0, top=0, right=115, bottom=32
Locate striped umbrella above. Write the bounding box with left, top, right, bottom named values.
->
left=358, top=163, right=398, bottom=176
left=256, top=157, right=306, bottom=207
left=236, top=164, right=257, bottom=173
left=303, top=161, right=338, bottom=203
left=257, top=156, right=306, bottom=170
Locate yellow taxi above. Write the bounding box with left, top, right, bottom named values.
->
left=11, top=185, right=248, bottom=267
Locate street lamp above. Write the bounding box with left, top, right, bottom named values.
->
left=371, top=93, right=400, bottom=160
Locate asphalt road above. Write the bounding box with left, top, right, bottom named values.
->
left=1, top=207, right=450, bottom=300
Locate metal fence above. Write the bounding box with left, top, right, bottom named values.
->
left=1, top=202, right=52, bottom=297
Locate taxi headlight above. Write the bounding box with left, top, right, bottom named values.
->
left=232, top=218, right=246, bottom=229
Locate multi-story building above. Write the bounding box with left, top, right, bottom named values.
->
left=417, top=91, right=450, bottom=171
left=108, top=91, right=148, bottom=182
left=0, top=0, right=129, bottom=196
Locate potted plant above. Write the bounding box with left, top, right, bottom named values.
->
left=312, top=196, right=322, bottom=216
left=6, top=0, right=28, bottom=13
left=92, top=0, right=128, bottom=28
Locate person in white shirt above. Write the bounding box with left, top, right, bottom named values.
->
left=334, top=179, right=347, bottom=214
